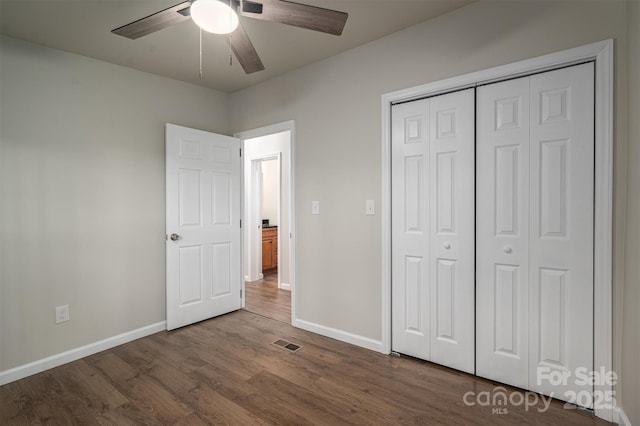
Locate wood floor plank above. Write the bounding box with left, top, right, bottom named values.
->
left=88, top=352, right=139, bottom=384
left=55, top=359, right=129, bottom=410
left=36, top=368, right=104, bottom=424
left=172, top=412, right=211, bottom=426
left=189, top=386, right=266, bottom=426
left=98, top=402, right=162, bottom=426
left=178, top=327, right=265, bottom=381
left=245, top=273, right=291, bottom=323
left=247, top=370, right=355, bottom=424
left=0, top=380, right=43, bottom=425
left=0, top=310, right=611, bottom=425
left=91, top=352, right=194, bottom=423
left=142, top=355, right=200, bottom=399
left=190, top=358, right=314, bottom=425
left=115, top=374, right=193, bottom=423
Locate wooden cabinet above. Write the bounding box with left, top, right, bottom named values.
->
left=262, top=227, right=278, bottom=274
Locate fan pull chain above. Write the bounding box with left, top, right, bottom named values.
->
left=199, top=27, right=203, bottom=79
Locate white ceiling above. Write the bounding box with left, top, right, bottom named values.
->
left=0, top=0, right=474, bottom=93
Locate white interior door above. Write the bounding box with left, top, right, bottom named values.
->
left=392, top=97, right=430, bottom=360
left=476, top=76, right=531, bottom=388
left=166, top=123, right=242, bottom=330
left=392, top=89, right=475, bottom=373
left=476, top=63, right=594, bottom=405
left=528, top=63, right=594, bottom=402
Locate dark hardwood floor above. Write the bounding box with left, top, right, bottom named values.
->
left=244, top=273, right=291, bottom=323
left=1, top=310, right=610, bottom=425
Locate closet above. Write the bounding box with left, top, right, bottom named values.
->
left=391, top=62, right=594, bottom=405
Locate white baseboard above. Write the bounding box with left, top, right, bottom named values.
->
left=0, top=321, right=166, bottom=385
left=279, top=282, right=291, bottom=291
left=292, top=318, right=385, bottom=354
left=615, top=407, right=632, bottom=426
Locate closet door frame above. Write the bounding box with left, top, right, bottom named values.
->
left=381, top=39, right=614, bottom=422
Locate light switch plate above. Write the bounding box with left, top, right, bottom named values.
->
left=312, top=201, right=320, bottom=215
left=366, top=200, right=376, bottom=215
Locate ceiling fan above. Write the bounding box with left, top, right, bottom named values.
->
left=111, top=0, right=348, bottom=74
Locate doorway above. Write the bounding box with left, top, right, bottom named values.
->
left=236, top=122, right=295, bottom=324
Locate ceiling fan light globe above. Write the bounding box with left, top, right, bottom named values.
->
left=191, top=0, right=239, bottom=35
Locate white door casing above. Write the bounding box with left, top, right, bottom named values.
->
left=166, top=123, right=242, bottom=330
left=476, top=63, right=594, bottom=405
left=391, top=89, right=475, bottom=373
left=235, top=121, right=295, bottom=323
left=247, top=158, right=264, bottom=282
left=245, top=154, right=282, bottom=284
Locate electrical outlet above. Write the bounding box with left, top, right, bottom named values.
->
left=55, top=305, right=69, bottom=324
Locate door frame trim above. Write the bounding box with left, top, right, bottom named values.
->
left=381, top=39, right=614, bottom=422
left=246, top=153, right=282, bottom=285
left=235, top=120, right=296, bottom=324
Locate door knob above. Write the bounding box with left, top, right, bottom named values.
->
left=170, top=233, right=181, bottom=241
left=503, top=246, right=513, bottom=254
left=443, top=242, right=452, bottom=250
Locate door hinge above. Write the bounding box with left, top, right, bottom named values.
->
left=240, top=289, right=243, bottom=298
left=239, top=147, right=242, bottom=157
left=240, top=219, right=242, bottom=228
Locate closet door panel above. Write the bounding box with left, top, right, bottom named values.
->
left=392, top=99, right=431, bottom=360
left=392, top=90, right=475, bottom=370
left=429, top=89, right=475, bottom=373
left=528, top=63, right=594, bottom=404
left=476, top=77, right=530, bottom=389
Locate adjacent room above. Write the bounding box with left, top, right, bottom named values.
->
left=1, top=0, right=638, bottom=424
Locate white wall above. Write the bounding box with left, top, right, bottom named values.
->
left=622, top=1, right=640, bottom=424
left=243, top=131, right=291, bottom=286
left=0, top=36, right=230, bottom=372
left=261, top=159, right=279, bottom=226
left=229, top=0, right=634, bottom=419
left=1, top=2, right=637, bottom=422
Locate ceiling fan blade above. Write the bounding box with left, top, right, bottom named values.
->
left=227, top=23, right=265, bottom=74
left=112, top=1, right=192, bottom=39
left=239, top=0, right=348, bottom=36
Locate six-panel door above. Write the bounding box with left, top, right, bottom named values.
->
left=392, top=89, right=475, bottom=373
left=166, top=124, right=242, bottom=330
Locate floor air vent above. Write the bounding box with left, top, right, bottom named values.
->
left=272, top=339, right=302, bottom=353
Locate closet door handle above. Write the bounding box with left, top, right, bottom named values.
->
left=503, top=246, right=513, bottom=254
left=443, top=242, right=452, bottom=250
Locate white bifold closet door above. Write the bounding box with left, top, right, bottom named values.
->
left=391, top=89, right=475, bottom=374
left=476, top=63, right=594, bottom=405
